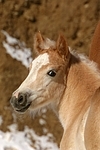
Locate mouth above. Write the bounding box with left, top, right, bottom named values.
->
left=15, top=103, right=31, bottom=113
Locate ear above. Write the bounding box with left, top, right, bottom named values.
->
left=56, top=34, right=70, bottom=60
left=33, top=31, right=44, bottom=55
left=33, top=32, right=56, bottom=56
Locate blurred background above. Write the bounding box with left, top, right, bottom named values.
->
left=0, top=0, right=100, bottom=149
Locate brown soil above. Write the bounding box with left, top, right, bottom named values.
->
left=0, top=0, right=100, bottom=146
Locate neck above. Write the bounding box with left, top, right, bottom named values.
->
left=55, top=54, right=100, bottom=149
left=58, top=53, right=100, bottom=129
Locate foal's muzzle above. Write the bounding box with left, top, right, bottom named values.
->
left=10, top=93, right=31, bottom=113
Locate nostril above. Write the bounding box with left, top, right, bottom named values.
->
left=18, top=95, right=24, bottom=104
left=18, top=93, right=27, bottom=106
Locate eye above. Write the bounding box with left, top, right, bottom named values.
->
left=47, top=70, right=56, bottom=77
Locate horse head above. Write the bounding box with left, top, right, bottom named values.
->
left=10, top=32, right=70, bottom=113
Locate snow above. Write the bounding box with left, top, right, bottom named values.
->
left=2, top=30, right=33, bottom=68
left=41, top=108, right=47, bottom=114
left=1, top=31, right=59, bottom=150
left=39, top=118, right=46, bottom=125
left=0, top=124, right=59, bottom=150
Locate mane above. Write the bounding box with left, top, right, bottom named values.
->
left=70, top=49, right=100, bottom=75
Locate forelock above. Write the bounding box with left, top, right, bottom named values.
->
left=40, top=38, right=56, bottom=49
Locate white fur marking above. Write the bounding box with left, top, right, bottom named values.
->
left=18, top=53, right=50, bottom=89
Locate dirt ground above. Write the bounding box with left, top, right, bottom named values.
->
left=0, top=0, right=100, bottom=146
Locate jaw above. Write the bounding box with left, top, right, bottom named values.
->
left=29, top=89, right=64, bottom=114
left=28, top=85, right=65, bottom=113
left=28, top=96, right=52, bottom=111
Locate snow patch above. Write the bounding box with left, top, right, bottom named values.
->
left=41, top=108, right=47, bottom=114
left=2, top=30, right=33, bottom=68
left=39, top=118, right=46, bottom=125
left=0, top=124, right=59, bottom=150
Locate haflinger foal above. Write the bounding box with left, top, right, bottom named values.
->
left=10, top=32, right=100, bottom=150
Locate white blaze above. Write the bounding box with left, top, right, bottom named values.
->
left=13, top=53, right=49, bottom=96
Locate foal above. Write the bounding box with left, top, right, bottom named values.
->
left=10, top=32, right=100, bottom=150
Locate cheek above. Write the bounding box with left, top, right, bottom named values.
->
left=49, top=82, right=65, bottom=98
left=56, top=71, right=65, bottom=83
left=29, top=74, right=52, bottom=89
